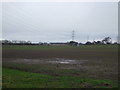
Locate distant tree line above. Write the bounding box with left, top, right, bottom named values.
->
left=1, top=40, right=32, bottom=45
left=1, top=37, right=119, bottom=46
left=85, top=37, right=114, bottom=45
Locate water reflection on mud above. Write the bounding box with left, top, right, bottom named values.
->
left=13, top=58, right=87, bottom=64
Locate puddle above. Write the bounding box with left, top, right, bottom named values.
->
left=13, top=58, right=87, bottom=64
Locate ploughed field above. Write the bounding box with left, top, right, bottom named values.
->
left=2, top=45, right=118, bottom=88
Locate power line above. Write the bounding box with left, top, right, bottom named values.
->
left=87, top=35, right=89, bottom=42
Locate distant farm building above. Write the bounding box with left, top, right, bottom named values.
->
left=50, top=42, right=68, bottom=46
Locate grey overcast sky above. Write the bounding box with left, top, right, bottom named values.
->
left=2, top=2, right=118, bottom=43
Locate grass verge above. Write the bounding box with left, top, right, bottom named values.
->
left=2, top=68, right=118, bottom=88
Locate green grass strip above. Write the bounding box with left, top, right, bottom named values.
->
left=2, top=68, right=118, bottom=88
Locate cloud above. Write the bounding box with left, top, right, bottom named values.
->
left=2, top=2, right=118, bottom=42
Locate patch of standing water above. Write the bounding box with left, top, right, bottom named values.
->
left=13, top=58, right=87, bottom=64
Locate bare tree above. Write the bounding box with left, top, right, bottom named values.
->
left=102, top=37, right=112, bottom=44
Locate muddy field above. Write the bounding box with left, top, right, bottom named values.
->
left=2, top=45, right=118, bottom=83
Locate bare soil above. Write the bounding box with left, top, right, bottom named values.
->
left=2, top=45, right=118, bottom=83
